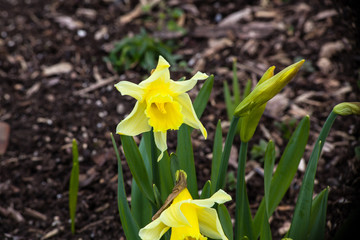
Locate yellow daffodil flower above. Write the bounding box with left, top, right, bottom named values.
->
left=333, top=102, right=360, bottom=116
left=234, top=59, right=305, bottom=117
left=139, top=188, right=231, bottom=240
left=115, top=56, right=208, bottom=161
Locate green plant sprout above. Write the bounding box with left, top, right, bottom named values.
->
left=106, top=29, right=180, bottom=72
left=69, top=139, right=79, bottom=234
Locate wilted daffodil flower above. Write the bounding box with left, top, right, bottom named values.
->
left=234, top=59, right=305, bottom=117
left=115, top=56, right=208, bottom=161
left=333, top=102, right=360, bottom=116
left=139, top=171, right=231, bottom=240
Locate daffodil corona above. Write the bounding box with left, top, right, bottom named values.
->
left=115, top=56, right=208, bottom=161
left=139, top=188, right=231, bottom=240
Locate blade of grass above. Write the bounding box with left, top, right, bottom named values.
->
left=69, top=139, right=79, bottom=234
left=200, top=180, right=211, bottom=199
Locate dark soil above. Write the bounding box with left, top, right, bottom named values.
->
left=1, top=0, right=359, bottom=239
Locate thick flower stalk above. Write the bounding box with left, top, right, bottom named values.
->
left=139, top=171, right=231, bottom=240
left=115, top=56, right=208, bottom=161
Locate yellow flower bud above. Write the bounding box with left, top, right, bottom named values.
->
left=234, top=59, right=305, bottom=117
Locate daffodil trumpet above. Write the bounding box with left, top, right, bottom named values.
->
left=139, top=170, right=232, bottom=240
left=115, top=56, right=208, bottom=161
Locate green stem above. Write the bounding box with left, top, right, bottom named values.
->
left=214, top=116, right=240, bottom=192
left=311, top=111, right=337, bottom=159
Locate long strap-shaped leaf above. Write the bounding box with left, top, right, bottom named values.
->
left=120, top=135, right=155, bottom=205
left=210, top=120, right=223, bottom=193
left=253, top=116, right=310, bottom=237
left=111, top=134, right=141, bottom=240
left=69, top=139, right=79, bottom=234
left=307, top=187, right=329, bottom=240
left=214, top=116, right=240, bottom=192
left=260, top=141, right=276, bottom=240
left=235, top=141, right=255, bottom=240
left=288, top=111, right=337, bottom=239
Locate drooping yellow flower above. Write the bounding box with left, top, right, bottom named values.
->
left=115, top=56, right=208, bottom=161
left=139, top=188, right=231, bottom=240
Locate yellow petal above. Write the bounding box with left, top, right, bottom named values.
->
left=256, top=66, right=275, bottom=86
left=140, top=56, right=171, bottom=88
left=154, top=131, right=167, bottom=161
left=191, top=189, right=232, bottom=208
left=197, top=207, right=228, bottom=240
left=114, top=81, right=145, bottom=101
left=139, top=217, right=170, bottom=240
left=175, top=93, right=207, bottom=139
left=160, top=201, right=191, bottom=228
left=116, top=101, right=151, bottom=136
left=169, top=71, right=208, bottom=95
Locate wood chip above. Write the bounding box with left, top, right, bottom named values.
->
left=0, top=122, right=10, bottom=154
left=24, top=208, right=47, bottom=221
left=42, top=62, right=73, bottom=77
left=55, top=16, right=84, bottom=30
left=218, top=8, right=252, bottom=26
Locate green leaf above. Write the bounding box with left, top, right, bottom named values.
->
left=193, top=75, right=214, bottom=118
left=264, top=140, right=275, bottom=215
left=288, top=141, right=321, bottom=239
left=218, top=204, right=234, bottom=240
left=111, top=134, right=141, bottom=240
left=215, top=116, right=240, bottom=191
left=307, top=187, right=329, bottom=240
left=235, top=142, right=255, bottom=240
left=210, top=120, right=223, bottom=194
left=200, top=180, right=211, bottom=199
left=158, top=152, right=174, bottom=202
left=69, top=139, right=79, bottom=234
left=253, top=116, right=310, bottom=237
left=120, top=135, right=155, bottom=205
left=224, top=81, right=233, bottom=120
left=170, top=153, right=180, bottom=182
left=260, top=140, right=275, bottom=240
left=288, top=111, right=337, bottom=240
left=139, top=131, right=153, bottom=179
left=131, top=179, right=152, bottom=229
left=176, top=124, right=198, bottom=198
